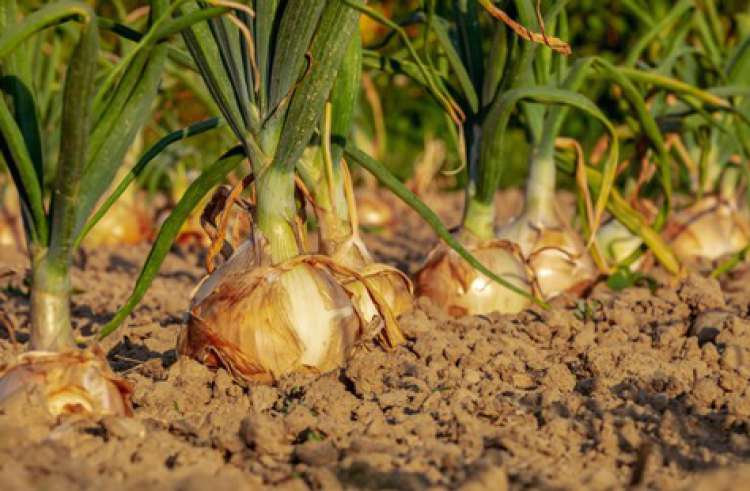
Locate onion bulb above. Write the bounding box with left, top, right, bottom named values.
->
left=595, top=219, right=644, bottom=268
left=179, top=243, right=405, bottom=383
left=0, top=349, right=132, bottom=417
left=356, top=190, right=394, bottom=229
left=0, top=185, right=23, bottom=249
left=0, top=224, right=14, bottom=248
left=328, top=235, right=413, bottom=325
left=338, top=262, right=412, bottom=342
left=669, top=196, right=750, bottom=262
left=83, top=188, right=152, bottom=248
left=415, top=239, right=533, bottom=316
left=497, top=214, right=597, bottom=299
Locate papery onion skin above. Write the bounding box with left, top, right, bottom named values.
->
left=0, top=187, right=24, bottom=249
left=191, top=240, right=258, bottom=307
left=360, top=264, right=413, bottom=318
left=328, top=236, right=414, bottom=332
left=669, top=196, right=750, bottom=262
left=498, top=217, right=597, bottom=300
left=0, top=221, right=17, bottom=247
left=181, top=254, right=362, bottom=383
left=340, top=264, right=413, bottom=340
left=83, top=194, right=152, bottom=248
left=415, top=242, right=532, bottom=317
left=356, top=191, right=394, bottom=229
left=0, top=349, right=132, bottom=417
left=596, top=219, right=644, bottom=269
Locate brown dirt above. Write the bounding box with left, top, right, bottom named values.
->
left=2, top=190, right=750, bottom=490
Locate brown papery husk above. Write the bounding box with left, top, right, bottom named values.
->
left=83, top=190, right=152, bottom=247
left=497, top=214, right=597, bottom=300
left=355, top=189, right=394, bottom=229
left=667, top=195, right=750, bottom=264
left=524, top=227, right=598, bottom=299
left=595, top=218, right=644, bottom=269
left=0, top=186, right=24, bottom=249
left=415, top=238, right=535, bottom=317
left=180, top=253, right=406, bottom=385
left=0, top=346, right=133, bottom=417
left=328, top=234, right=413, bottom=328
left=337, top=262, right=413, bottom=343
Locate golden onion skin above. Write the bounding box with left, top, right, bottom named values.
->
left=327, top=236, right=414, bottom=330
left=356, top=191, right=394, bottom=229
left=340, top=263, right=413, bottom=340
left=415, top=241, right=532, bottom=317
left=190, top=240, right=258, bottom=307
left=83, top=193, right=152, bottom=248
left=596, top=219, right=644, bottom=269
left=0, top=187, right=24, bottom=249
left=0, top=220, right=18, bottom=248
left=0, top=349, right=132, bottom=417
left=669, top=196, right=750, bottom=263
left=181, top=257, right=362, bottom=384
left=498, top=217, right=597, bottom=300
left=360, top=264, right=413, bottom=318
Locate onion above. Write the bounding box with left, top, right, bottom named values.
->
left=0, top=214, right=20, bottom=248
left=497, top=213, right=597, bottom=299
left=83, top=189, right=152, bottom=247
left=339, top=262, right=412, bottom=342
left=356, top=190, right=394, bottom=229
left=180, top=247, right=372, bottom=383
left=669, top=196, right=750, bottom=262
left=415, top=239, right=533, bottom=316
left=596, top=219, right=644, bottom=268
left=0, top=349, right=132, bottom=417
left=0, top=186, right=23, bottom=249
left=328, top=235, right=413, bottom=325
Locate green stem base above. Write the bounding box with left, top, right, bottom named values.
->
left=30, top=250, right=75, bottom=351
left=256, top=168, right=300, bottom=264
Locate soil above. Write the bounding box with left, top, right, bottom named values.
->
left=2, top=189, right=750, bottom=490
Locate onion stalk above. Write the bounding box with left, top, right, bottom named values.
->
left=298, top=40, right=414, bottom=322
left=669, top=114, right=750, bottom=266
left=614, top=7, right=750, bottom=269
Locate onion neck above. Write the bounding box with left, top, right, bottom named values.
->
left=30, top=247, right=75, bottom=351
left=463, top=122, right=496, bottom=241
left=256, top=167, right=300, bottom=264
left=297, top=148, right=366, bottom=268
left=523, top=144, right=556, bottom=224
left=719, top=166, right=740, bottom=203
left=700, top=138, right=720, bottom=196
left=463, top=197, right=495, bottom=241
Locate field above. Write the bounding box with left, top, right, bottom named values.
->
left=2, top=1, right=750, bottom=490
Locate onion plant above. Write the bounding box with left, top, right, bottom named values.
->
left=590, top=0, right=750, bottom=274
left=0, top=0, right=228, bottom=416
left=658, top=3, right=750, bottom=266
left=354, top=0, right=620, bottom=314
left=125, top=0, right=413, bottom=384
